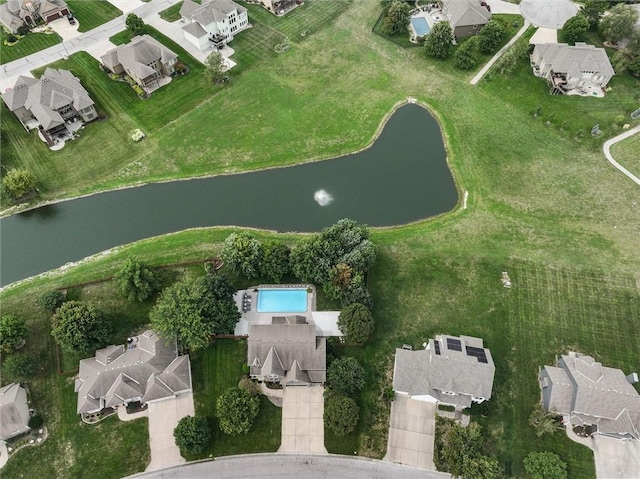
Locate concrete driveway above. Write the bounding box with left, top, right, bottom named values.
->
left=46, top=17, right=81, bottom=41
left=592, top=436, right=640, bottom=479
left=278, top=385, right=326, bottom=454
left=145, top=393, right=195, bottom=472
left=384, top=394, right=436, bottom=470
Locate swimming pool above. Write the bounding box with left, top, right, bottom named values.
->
left=257, top=289, right=308, bottom=313
left=411, top=17, right=430, bottom=36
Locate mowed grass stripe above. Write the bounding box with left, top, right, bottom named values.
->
left=66, top=0, right=122, bottom=32
left=0, top=30, right=61, bottom=64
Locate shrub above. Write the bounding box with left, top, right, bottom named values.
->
left=216, top=388, right=260, bottom=435
left=51, top=301, right=111, bottom=354
left=7, top=34, right=17, bottom=42
left=173, top=416, right=211, bottom=455
left=114, top=257, right=158, bottom=302
left=523, top=451, right=568, bottom=479
left=238, top=377, right=260, bottom=397
left=477, top=19, right=506, bottom=54
left=29, top=415, right=44, bottom=429
left=0, top=314, right=28, bottom=353
left=454, top=37, right=479, bottom=70
left=337, top=303, right=375, bottom=344
left=425, top=22, right=453, bottom=58
left=37, top=290, right=65, bottom=312
left=2, top=168, right=36, bottom=200
left=17, top=24, right=30, bottom=36
left=2, top=353, right=39, bottom=381
left=325, top=395, right=359, bottom=436
left=327, top=356, right=365, bottom=396
left=221, top=232, right=264, bottom=279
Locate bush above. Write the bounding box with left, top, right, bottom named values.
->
left=0, top=314, right=28, bottom=353
left=2, top=353, right=39, bottom=381
left=51, top=301, right=111, bottom=354
left=238, top=377, right=260, bottom=397
left=221, top=232, right=264, bottom=279
left=477, top=19, right=506, bottom=54
left=337, top=303, right=375, bottom=344
left=523, top=451, right=568, bottom=479
left=425, top=22, right=454, bottom=59
left=325, top=395, right=359, bottom=436
left=562, top=14, right=589, bottom=44
left=327, top=356, right=365, bottom=396
left=114, top=257, right=158, bottom=302
left=173, top=416, right=211, bottom=455
left=216, top=388, right=260, bottom=435
left=454, top=38, right=479, bottom=70
left=29, top=415, right=44, bottom=429
left=7, top=34, right=17, bottom=42
left=17, top=24, right=30, bottom=36
left=629, top=57, right=640, bottom=77
left=37, top=290, right=65, bottom=312
left=438, top=404, right=456, bottom=412
left=2, top=168, right=36, bottom=200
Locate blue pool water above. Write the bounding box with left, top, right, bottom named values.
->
left=257, top=289, right=308, bottom=313
left=411, top=17, right=430, bottom=36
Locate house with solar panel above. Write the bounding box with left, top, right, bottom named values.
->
left=539, top=352, right=640, bottom=440
left=74, top=330, right=192, bottom=419
left=392, top=335, right=495, bottom=409
left=180, top=0, right=249, bottom=51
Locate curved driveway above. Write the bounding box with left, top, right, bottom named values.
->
left=602, top=125, right=640, bottom=186
left=125, top=454, right=452, bottom=479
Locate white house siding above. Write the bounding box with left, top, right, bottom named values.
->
left=184, top=29, right=209, bottom=50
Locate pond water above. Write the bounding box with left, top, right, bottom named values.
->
left=0, top=103, right=458, bottom=287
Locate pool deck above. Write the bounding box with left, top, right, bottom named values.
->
left=233, top=284, right=342, bottom=337
left=410, top=7, right=446, bottom=40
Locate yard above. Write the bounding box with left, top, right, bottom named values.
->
left=0, top=29, right=61, bottom=64
left=611, top=132, right=640, bottom=178
left=65, top=0, right=122, bottom=33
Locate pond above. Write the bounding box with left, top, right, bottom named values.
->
left=0, top=103, right=458, bottom=287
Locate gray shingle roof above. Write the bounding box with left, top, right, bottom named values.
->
left=542, top=352, right=640, bottom=439
left=100, top=35, right=177, bottom=82
left=0, top=383, right=30, bottom=441
left=183, top=20, right=207, bottom=38
left=534, top=42, right=615, bottom=78
left=181, top=0, right=246, bottom=27
left=248, top=316, right=326, bottom=385
left=0, top=0, right=68, bottom=32
left=393, top=335, right=495, bottom=407
left=442, top=0, right=491, bottom=28
left=75, top=330, right=192, bottom=414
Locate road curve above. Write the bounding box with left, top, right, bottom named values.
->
left=602, top=125, right=640, bottom=186
left=123, top=453, right=452, bottom=479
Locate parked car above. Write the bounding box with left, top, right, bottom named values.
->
left=67, top=13, right=75, bottom=24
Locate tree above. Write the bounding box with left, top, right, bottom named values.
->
left=173, top=416, right=211, bottom=456
left=599, top=4, right=638, bottom=44
left=2, top=168, right=36, bottom=200
left=37, top=290, right=65, bottom=312
left=581, top=0, right=606, bottom=29
left=425, top=22, right=454, bottom=59
left=338, top=303, right=375, bottom=344
left=562, top=14, right=589, bottom=44
left=261, top=240, right=290, bottom=283
left=51, top=301, right=111, bottom=354
left=327, top=356, right=365, bottom=396
left=216, top=388, right=260, bottom=435
left=0, top=314, right=28, bottom=353
left=382, top=0, right=411, bottom=35
left=201, top=271, right=241, bottom=335
left=221, top=232, right=264, bottom=279
left=2, top=353, right=39, bottom=381
left=380, top=0, right=394, bottom=16
left=476, top=19, right=506, bottom=54
left=125, top=13, right=145, bottom=34
left=325, top=395, right=359, bottom=436
left=523, top=452, right=568, bottom=479
left=114, top=257, right=159, bottom=302
left=628, top=55, right=640, bottom=77
left=494, top=40, right=528, bottom=75
left=150, top=278, right=214, bottom=351
left=204, top=52, right=227, bottom=84
left=529, top=404, right=559, bottom=437
left=454, top=37, right=479, bottom=70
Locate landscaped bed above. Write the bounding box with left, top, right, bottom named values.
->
left=0, top=28, right=61, bottom=64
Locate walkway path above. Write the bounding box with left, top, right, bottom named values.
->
left=602, top=125, right=640, bottom=186
left=470, top=20, right=530, bottom=85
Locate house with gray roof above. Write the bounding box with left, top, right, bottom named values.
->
left=0, top=383, right=31, bottom=441
left=248, top=315, right=326, bottom=386
left=100, top=35, right=178, bottom=91
left=253, top=0, right=300, bottom=16
left=74, top=330, right=192, bottom=417
left=0, top=0, right=69, bottom=33
left=392, top=335, right=495, bottom=409
left=540, top=352, right=640, bottom=440
left=531, top=42, right=615, bottom=94
left=1, top=68, right=97, bottom=140
left=180, top=0, right=248, bottom=51
left=439, top=0, right=491, bottom=38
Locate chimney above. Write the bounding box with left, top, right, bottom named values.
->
left=626, top=373, right=638, bottom=385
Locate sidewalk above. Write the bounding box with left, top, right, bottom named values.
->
left=602, top=125, right=640, bottom=186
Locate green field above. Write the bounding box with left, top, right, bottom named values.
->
left=0, top=29, right=61, bottom=64
left=611, top=132, right=640, bottom=178
left=159, top=2, right=183, bottom=22
left=2, top=1, right=640, bottom=478
left=65, top=0, right=122, bottom=33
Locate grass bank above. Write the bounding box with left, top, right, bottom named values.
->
left=610, top=132, right=640, bottom=178
left=0, top=29, right=61, bottom=64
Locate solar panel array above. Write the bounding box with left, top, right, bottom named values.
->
left=446, top=338, right=462, bottom=351
left=466, top=346, right=488, bottom=364
left=434, top=340, right=441, bottom=355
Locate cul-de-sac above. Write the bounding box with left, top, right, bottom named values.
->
left=0, top=0, right=639, bottom=478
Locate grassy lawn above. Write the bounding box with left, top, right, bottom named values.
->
left=191, top=340, right=282, bottom=457
left=0, top=29, right=61, bottom=64
left=159, top=2, right=183, bottom=22
left=65, top=0, right=122, bottom=33
left=611, top=132, right=640, bottom=178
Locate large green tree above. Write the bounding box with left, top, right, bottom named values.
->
left=201, top=271, right=241, bottom=334
left=222, top=232, right=264, bottom=279
left=2, top=353, right=39, bottom=382
left=114, top=257, right=159, bottom=302
left=562, top=14, right=590, bottom=44
left=581, top=0, right=606, bottom=28
left=37, top=290, right=65, bottom=312
left=150, top=278, right=214, bottom=351
left=2, top=169, right=36, bottom=200
left=325, top=395, right=359, bottom=436
left=327, top=356, right=365, bottom=396
left=261, top=240, right=290, bottom=283
left=382, top=0, right=411, bottom=35
left=51, top=301, right=111, bottom=354
left=216, top=388, right=260, bottom=435
left=337, top=303, right=375, bottom=344
left=454, top=37, right=480, bottom=70
left=173, top=416, right=211, bottom=456
left=523, top=451, right=568, bottom=479
left=125, top=13, right=145, bottom=34
left=425, top=22, right=454, bottom=58
left=204, top=52, right=227, bottom=84
left=0, top=314, right=28, bottom=353
left=599, top=4, right=638, bottom=44
left=529, top=404, right=559, bottom=437
left=476, top=19, right=506, bottom=54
